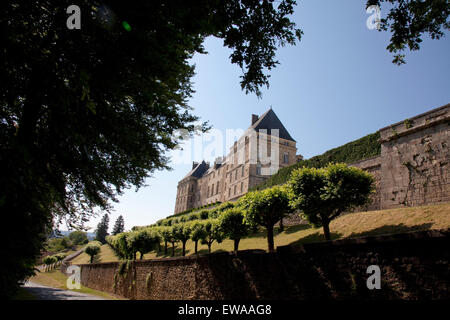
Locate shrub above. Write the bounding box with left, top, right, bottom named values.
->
left=199, top=210, right=209, bottom=220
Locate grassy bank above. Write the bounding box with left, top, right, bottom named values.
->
left=71, top=202, right=450, bottom=264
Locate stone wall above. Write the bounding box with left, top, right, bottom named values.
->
left=346, top=103, right=450, bottom=213
left=76, top=229, right=450, bottom=300
left=349, top=155, right=382, bottom=211
left=379, top=104, right=450, bottom=209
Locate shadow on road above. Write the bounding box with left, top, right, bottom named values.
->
left=22, top=281, right=106, bottom=300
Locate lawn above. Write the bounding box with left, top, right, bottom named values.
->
left=71, top=202, right=450, bottom=263
left=29, top=269, right=123, bottom=300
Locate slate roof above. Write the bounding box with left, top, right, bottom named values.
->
left=250, top=108, right=296, bottom=142
left=182, top=160, right=209, bottom=180
left=182, top=109, right=295, bottom=179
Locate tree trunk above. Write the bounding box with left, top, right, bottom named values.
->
left=140, top=252, right=144, bottom=260
left=182, top=242, right=186, bottom=256
left=279, top=218, right=284, bottom=233
left=133, top=252, right=136, bottom=260
left=172, top=242, right=175, bottom=256
left=194, top=240, right=198, bottom=254
left=323, top=221, right=331, bottom=241
left=233, top=239, right=240, bottom=253
left=208, top=243, right=211, bottom=254
left=164, top=240, right=168, bottom=255
left=267, top=225, right=275, bottom=252
left=90, top=255, right=93, bottom=264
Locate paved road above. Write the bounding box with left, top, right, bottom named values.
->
left=22, top=281, right=107, bottom=300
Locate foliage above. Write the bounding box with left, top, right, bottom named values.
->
left=190, top=222, right=207, bottom=255
left=95, top=214, right=110, bottom=244
left=1, top=0, right=301, bottom=297
left=84, top=241, right=101, bottom=263
left=112, top=216, right=125, bottom=235
left=253, top=132, right=381, bottom=191
left=42, top=255, right=58, bottom=272
left=68, top=231, right=88, bottom=245
left=173, top=224, right=192, bottom=256
left=126, top=229, right=160, bottom=259
left=106, top=233, right=132, bottom=260
left=199, top=220, right=224, bottom=254
left=219, top=208, right=250, bottom=252
left=287, top=163, right=375, bottom=241
left=46, top=237, right=73, bottom=253
left=241, top=186, right=292, bottom=252
left=366, top=0, right=450, bottom=65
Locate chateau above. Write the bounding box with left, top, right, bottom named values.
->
left=174, top=109, right=302, bottom=214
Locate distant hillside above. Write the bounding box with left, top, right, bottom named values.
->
left=252, top=131, right=381, bottom=191
left=51, top=230, right=96, bottom=240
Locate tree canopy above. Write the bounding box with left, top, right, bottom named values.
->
left=112, top=215, right=125, bottom=235
left=0, top=0, right=301, bottom=298
left=367, top=0, right=450, bottom=64
left=240, top=185, right=292, bottom=252
left=287, top=163, right=375, bottom=241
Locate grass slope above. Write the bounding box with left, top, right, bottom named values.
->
left=73, top=203, right=450, bottom=263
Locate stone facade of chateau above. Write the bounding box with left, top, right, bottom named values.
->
left=174, top=109, right=299, bottom=214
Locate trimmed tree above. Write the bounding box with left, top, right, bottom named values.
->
left=43, top=256, right=57, bottom=272
left=241, top=186, right=292, bottom=252
left=84, top=241, right=101, bottom=263
left=127, top=229, right=160, bottom=260
left=158, top=227, right=172, bottom=255
left=219, top=208, right=250, bottom=252
left=190, top=222, right=206, bottom=255
left=174, top=224, right=192, bottom=257
left=287, top=163, right=375, bottom=241
left=168, top=226, right=178, bottom=257
left=200, top=220, right=223, bottom=254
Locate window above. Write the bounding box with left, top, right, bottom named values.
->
left=241, top=166, right=244, bottom=177
left=207, top=186, right=210, bottom=197
left=234, top=185, right=237, bottom=195
left=240, top=182, right=243, bottom=192
left=235, top=170, right=237, bottom=180
left=256, top=163, right=261, bottom=175
left=228, top=188, right=231, bottom=197
left=216, top=181, right=219, bottom=195
left=229, top=173, right=232, bottom=182
left=284, top=152, right=289, bottom=164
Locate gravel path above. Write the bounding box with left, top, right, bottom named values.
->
left=22, top=281, right=107, bottom=300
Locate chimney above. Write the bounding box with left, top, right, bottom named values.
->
left=251, top=114, right=259, bottom=125
left=192, top=161, right=199, bottom=170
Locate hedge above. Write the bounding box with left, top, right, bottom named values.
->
left=252, top=131, right=380, bottom=191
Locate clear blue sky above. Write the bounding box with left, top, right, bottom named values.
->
left=82, top=1, right=450, bottom=232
